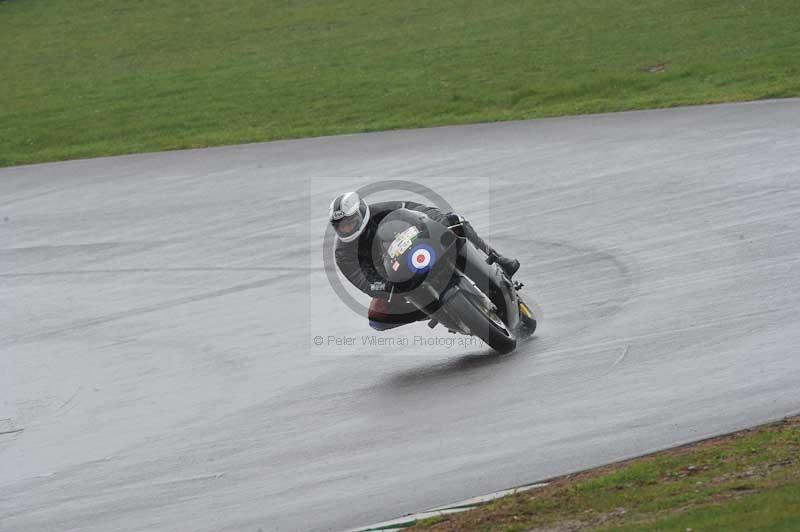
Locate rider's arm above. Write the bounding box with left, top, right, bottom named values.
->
left=407, top=203, right=463, bottom=230
left=407, top=202, right=447, bottom=223
left=335, top=242, right=392, bottom=300
left=409, top=203, right=487, bottom=250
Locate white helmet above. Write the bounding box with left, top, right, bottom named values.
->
left=329, top=192, right=370, bottom=243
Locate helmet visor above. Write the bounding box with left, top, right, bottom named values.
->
left=332, top=210, right=364, bottom=239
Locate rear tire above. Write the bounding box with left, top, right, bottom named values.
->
left=448, top=292, right=517, bottom=354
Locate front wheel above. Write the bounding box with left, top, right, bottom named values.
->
left=447, top=291, right=517, bottom=354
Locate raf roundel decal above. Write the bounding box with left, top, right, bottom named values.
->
left=408, top=244, right=436, bottom=272
left=414, top=249, right=431, bottom=267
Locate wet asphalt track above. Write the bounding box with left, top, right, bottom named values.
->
left=2, top=99, right=800, bottom=532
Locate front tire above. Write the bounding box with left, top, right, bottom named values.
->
left=448, top=291, right=517, bottom=354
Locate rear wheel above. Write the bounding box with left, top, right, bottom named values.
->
left=448, top=291, right=517, bottom=354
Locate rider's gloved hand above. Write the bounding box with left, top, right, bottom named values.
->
left=369, top=281, right=397, bottom=299
left=445, top=213, right=466, bottom=237
left=369, top=281, right=388, bottom=293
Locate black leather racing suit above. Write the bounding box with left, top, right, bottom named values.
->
left=334, top=201, right=492, bottom=300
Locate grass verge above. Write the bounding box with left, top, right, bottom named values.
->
left=408, top=416, right=800, bottom=531
left=2, top=0, right=799, bottom=167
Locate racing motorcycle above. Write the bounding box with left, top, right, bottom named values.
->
left=375, top=208, right=537, bottom=354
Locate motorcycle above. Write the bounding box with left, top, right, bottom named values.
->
left=375, top=208, right=537, bottom=354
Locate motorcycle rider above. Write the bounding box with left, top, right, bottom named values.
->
left=329, top=191, right=520, bottom=330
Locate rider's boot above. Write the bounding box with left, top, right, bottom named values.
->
left=453, top=214, right=521, bottom=278
left=489, top=250, right=520, bottom=278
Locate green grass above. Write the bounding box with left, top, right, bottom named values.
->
left=608, top=485, right=800, bottom=532
left=1, top=0, right=799, bottom=167
left=409, top=417, right=800, bottom=531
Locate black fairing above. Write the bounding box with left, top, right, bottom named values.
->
left=375, top=208, right=519, bottom=332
